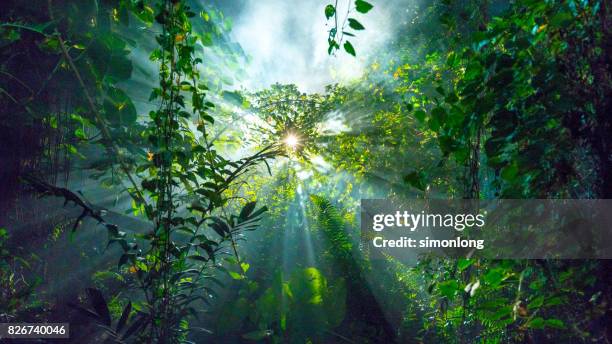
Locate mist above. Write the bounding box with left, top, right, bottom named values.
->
left=217, top=0, right=414, bottom=92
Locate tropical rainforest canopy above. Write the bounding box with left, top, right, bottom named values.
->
left=0, top=0, right=611, bottom=343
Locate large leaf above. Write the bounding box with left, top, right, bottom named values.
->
left=457, top=258, right=474, bottom=271
left=103, top=87, right=137, bottom=125
left=355, top=0, right=373, bottom=13
left=107, top=55, right=133, bottom=81
left=325, top=4, right=335, bottom=19
left=348, top=18, right=365, bottom=30
left=483, top=267, right=506, bottom=288
left=239, top=201, right=257, bottom=221
left=343, top=41, right=356, bottom=56
left=437, top=280, right=459, bottom=299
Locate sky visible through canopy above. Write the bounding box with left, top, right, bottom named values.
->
left=220, top=0, right=411, bottom=92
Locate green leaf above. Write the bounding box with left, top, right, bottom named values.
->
left=239, top=201, right=257, bottom=221
left=464, top=61, right=482, bottom=80
left=457, top=258, right=474, bottom=272
left=108, top=55, right=133, bottom=81
left=343, top=41, right=356, bottom=56
left=414, top=110, right=426, bottom=122
left=431, top=107, right=447, bottom=123
left=222, top=90, right=244, bottom=106
left=355, top=0, right=374, bottom=13
left=501, top=162, right=518, bottom=181
left=103, top=87, right=136, bottom=125
left=545, top=296, right=565, bottom=306
left=225, top=256, right=239, bottom=265
left=550, top=11, right=573, bottom=27
left=188, top=255, right=208, bottom=262
left=438, top=280, right=459, bottom=299
left=545, top=318, right=565, bottom=329
left=328, top=39, right=340, bottom=54
left=75, top=128, right=87, bottom=139
left=483, top=268, right=505, bottom=287
left=325, top=4, right=336, bottom=19
left=209, top=217, right=230, bottom=237
left=201, top=114, right=215, bottom=124
left=249, top=206, right=268, bottom=220
left=348, top=18, right=365, bottom=30
left=527, top=317, right=545, bottom=329
left=228, top=271, right=244, bottom=280
left=528, top=296, right=544, bottom=310
left=38, top=36, right=61, bottom=54
left=201, top=32, right=213, bottom=46
left=49, top=116, right=58, bottom=129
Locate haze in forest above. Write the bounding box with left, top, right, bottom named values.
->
left=218, top=0, right=413, bottom=92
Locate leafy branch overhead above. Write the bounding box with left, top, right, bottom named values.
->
left=325, top=0, right=373, bottom=56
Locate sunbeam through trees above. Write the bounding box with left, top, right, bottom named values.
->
left=1, top=0, right=611, bottom=343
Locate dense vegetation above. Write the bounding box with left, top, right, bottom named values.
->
left=0, top=0, right=610, bottom=343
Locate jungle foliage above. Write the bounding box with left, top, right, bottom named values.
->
left=2, top=0, right=278, bottom=342
left=316, top=0, right=611, bottom=342
left=0, top=0, right=611, bottom=343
